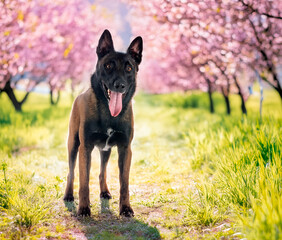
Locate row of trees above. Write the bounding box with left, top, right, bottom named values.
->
left=0, top=0, right=121, bottom=111
left=125, top=0, right=282, bottom=114
left=1, top=0, right=281, bottom=114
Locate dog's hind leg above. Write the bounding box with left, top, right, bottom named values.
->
left=99, top=149, right=112, bottom=199
left=64, top=99, right=80, bottom=202
left=64, top=131, right=80, bottom=202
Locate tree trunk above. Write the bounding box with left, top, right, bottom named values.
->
left=248, top=20, right=282, bottom=101
left=3, top=81, right=22, bottom=111
left=268, top=65, right=282, bottom=102
left=206, top=78, right=214, bottom=113
left=259, top=49, right=282, bottom=102
left=238, top=91, right=247, bottom=115
left=2, top=80, right=31, bottom=112
left=223, top=94, right=231, bottom=115
left=221, top=87, right=231, bottom=115
left=233, top=75, right=247, bottom=115
left=276, top=86, right=282, bottom=100
left=273, top=74, right=282, bottom=101
left=208, top=88, right=214, bottom=113
left=50, top=89, right=60, bottom=105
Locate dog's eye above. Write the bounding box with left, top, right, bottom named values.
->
left=105, top=63, right=112, bottom=70
left=126, top=65, right=132, bottom=72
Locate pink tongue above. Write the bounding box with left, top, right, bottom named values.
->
left=109, top=91, right=123, bottom=117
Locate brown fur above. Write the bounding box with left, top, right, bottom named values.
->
left=64, top=89, right=134, bottom=216
left=63, top=29, right=142, bottom=217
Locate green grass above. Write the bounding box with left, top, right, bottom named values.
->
left=0, top=88, right=281, bottom=239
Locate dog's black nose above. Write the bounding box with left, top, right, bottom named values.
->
left=113, top=81, right=125, bottom=91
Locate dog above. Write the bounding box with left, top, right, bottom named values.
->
left=63, top=29, right=143, bottom=217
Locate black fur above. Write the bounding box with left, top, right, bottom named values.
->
left=64, top=29, right=143, bottom=217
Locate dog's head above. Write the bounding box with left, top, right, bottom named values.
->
left=93, top=29, right=143, bottom=117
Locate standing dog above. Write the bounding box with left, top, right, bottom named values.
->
left=63, top=30, right=142, bottom=217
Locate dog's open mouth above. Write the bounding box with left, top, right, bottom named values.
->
left=103, top=83, right=124, bottom=117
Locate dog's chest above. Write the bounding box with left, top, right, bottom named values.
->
left=84, top=118, right=132, bottom=150
left=95, top=128, right=128, bottom=151
left=100, top=128, right=114, bottom=151
left=85, top=124, right=129, bottom=150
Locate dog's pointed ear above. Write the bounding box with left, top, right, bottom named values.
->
left=96, top=29, right=114, bottom=59
left=127, top=36, right=143, bottom=65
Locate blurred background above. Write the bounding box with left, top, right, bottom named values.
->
left=0, top=1, right=281, bottom=239
left=1, top=0, right=281, bottom=113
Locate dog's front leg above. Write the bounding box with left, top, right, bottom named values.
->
left=78, top=144, right=93, bottom=216
left=118, top=145, right=134, bottom=217
left=99, top=149, right=112, bottom=199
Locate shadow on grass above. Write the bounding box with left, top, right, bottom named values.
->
left=64, top=199, right=161, bottom=240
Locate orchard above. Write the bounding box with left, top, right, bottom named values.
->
left=0, top=0, right=121, bottom=111
left=0, top=1, right=281, bottom=239
left=126, top=0, right=282, bottom=114
left=1, top=0, right=281, bottom=113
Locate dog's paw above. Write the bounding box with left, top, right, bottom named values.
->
left=77, top=206, right=91, bottom=216
left=63, top=194, right=74, bottom=202
left=100, top=191, right=112, bottom=199
left=120, top=205, right=134, bottom=218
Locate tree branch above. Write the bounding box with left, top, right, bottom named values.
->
left=239, top=0, right=282, bottom=20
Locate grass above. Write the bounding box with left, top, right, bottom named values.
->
left=0, top=87, right=281, bottom=239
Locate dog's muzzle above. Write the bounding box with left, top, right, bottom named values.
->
left=103, top=81, right=126, bottom=117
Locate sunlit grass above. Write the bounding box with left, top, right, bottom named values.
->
left=0, top=88, right=281, bottom=239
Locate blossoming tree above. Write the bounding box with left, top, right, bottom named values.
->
left=125, top=0, right=282, bottom=114
left=0, top=0, right=121, bottom=111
